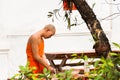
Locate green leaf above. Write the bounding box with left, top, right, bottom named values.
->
left=58, top=12, right=61, bottom=17
left=83, top=55, right=88, bottom=60
left=112, top=42, right=120, bottom=49
left=19, top=65, right=25, bottom=71
left=55, top=13, right=59, bottom=20
left=108, top=61, right=114, bottom=67
left=43, top=68, right=47, bottom=74
left=110, top=52, right=118, bottom=56
left=94, top=60, right=99, bottom=67
left=53, top=9, right=59, bottom=13
left=52, top=18, right=54, bottom=22
left=92, top=3, right=96, bottom=9
left=38, top=74, right=45, bottom=78
left=48, top=12, right=53, bottom=14
left=71, top=53, right=77, bottom=57
left=47, top=14, right=53, bottom=18
left=67, top=17, right=71, bottom=29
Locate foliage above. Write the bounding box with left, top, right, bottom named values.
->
left=71, top=42, right=120, bottom=80
left=48, top=9, right=78, bottom=30
left=55, top=69, right=74, bottom=80
left=47, top=0, right=96, bottom=29
left=88, top=42, right=120, bottom=80
left=8, top=42, right=120, bottom=80
left=88, top=54, right=120, bottom=80
left=47, top=1, right=78, bottom=29
left=8, top=62, right=75, bottom=80
left=37, top=68, right=52, bottom=80
left=8, top=62, right=40, bottom=80
left=8, top=54, right=120, bottom=80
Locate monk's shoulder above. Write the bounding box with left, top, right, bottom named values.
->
left=29, top=35, right=42, bottom=44
left=28, top=35, right=36, bottom=43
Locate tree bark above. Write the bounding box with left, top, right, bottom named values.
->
left=72, top=0, right=111, bottom=58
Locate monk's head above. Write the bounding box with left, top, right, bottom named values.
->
left=42, top=24, right=56, bottom=39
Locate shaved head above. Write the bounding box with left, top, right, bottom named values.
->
left=44, top=24, right=56, bottom=34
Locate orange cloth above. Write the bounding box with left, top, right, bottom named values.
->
left=63, top=0, right=76, bottom=10
left=26, top=38, right=44, bottom=74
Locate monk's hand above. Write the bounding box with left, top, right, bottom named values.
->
left=48, top=66, right=56, bottom=74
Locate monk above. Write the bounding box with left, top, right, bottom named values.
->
left=26, top=24, right=56, bottom=74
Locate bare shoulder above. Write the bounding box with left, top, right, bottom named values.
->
left=28, top=34, right=42, bottom=44
left=27, top=35, right=36, bottom=44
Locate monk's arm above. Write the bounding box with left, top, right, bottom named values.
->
left=43, top=54, right=49, bottom=64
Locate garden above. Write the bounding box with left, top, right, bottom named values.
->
left=7, top=0, right=120, bottom=80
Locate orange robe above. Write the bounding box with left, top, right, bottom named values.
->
left=26, top=38, right=44, bottom=74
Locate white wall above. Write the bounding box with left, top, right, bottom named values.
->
left=0, top=0, right=120, bottom=79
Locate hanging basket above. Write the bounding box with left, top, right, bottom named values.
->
left=63, top=0, right=76, bottom=10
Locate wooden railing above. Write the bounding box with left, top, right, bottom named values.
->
left=45, top=50, right=120, bottom=71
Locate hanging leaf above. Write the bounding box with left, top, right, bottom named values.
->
left=70, top=23, right=76, bottom=26
left=47, top=14, right=53, bottom=18
left=48, top=12, right=53, bottom=14
left=65, top=12, right=68, bottom=19
left=92, top=3, right=96, bottom=9
left=67, top=17, right=71, bottom=29
left=55, top=13, right=59, bottom=20
left=57, top=11, right=61, bottom=17
left=52, top=17, right=54, bottom=22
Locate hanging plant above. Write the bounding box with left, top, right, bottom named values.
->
left=47, top=0, right=79, bottom=30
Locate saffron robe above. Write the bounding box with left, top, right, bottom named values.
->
left=26, top=38, right=44, bottom=73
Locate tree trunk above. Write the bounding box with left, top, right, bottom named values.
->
left=72, top=0, right=111, bottom=58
